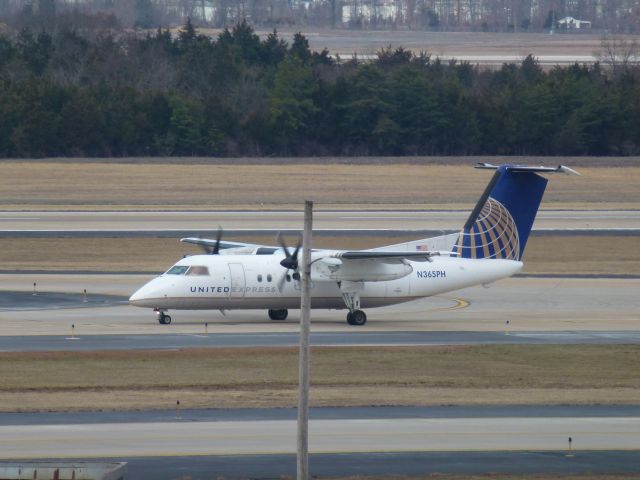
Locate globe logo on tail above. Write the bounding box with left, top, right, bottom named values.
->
left=452, top=198, right=520, bottom=260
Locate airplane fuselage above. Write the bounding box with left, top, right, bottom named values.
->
left=129, top=254, right=523, bottom=311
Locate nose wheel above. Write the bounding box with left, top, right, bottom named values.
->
left=155, top=310, right=172, bottom=325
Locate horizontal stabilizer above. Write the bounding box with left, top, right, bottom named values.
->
left=475, top=163, right=580, bottom=175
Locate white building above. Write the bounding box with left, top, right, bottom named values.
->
left=557, top=16, right=592, bottom=29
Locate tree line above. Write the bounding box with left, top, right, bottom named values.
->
left=4, top=0, right=640, bottom=33
left=1, top=21, right=640, bottom=158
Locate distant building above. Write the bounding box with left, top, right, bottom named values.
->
left=557, top=16, right=592, bottom=29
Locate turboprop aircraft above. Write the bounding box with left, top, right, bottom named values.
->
left=129, top=163, right=578, bottom=325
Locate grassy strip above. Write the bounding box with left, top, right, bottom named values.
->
left=1, top=235, right=638, bottom=275
left=0, top=162, right=637, bottom=209
left=1, top=345, right=638, bottom=412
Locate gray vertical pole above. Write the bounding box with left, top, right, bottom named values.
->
left=297, top=200, right=313, bottom=480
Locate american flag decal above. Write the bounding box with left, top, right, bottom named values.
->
left=415, top=245, right=430, bottom=251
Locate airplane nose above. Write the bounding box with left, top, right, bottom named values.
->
left=129, top=277, right=167, bottom=307
left=129, top=285, right=149, bottom=305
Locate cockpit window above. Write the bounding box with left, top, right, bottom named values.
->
left=166, top=265, right=189, bottom=275
left=186, top=266, right=210, bottom=276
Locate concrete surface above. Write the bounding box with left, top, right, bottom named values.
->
left=1, top=210, right=639, bottom=232
left=1, top=330, right=639, bottom=352
left=0, top=463, right=127, bottom=480
left=2, top=417, right=639, bottom=458
left=2, top=405, right=639, bottom=425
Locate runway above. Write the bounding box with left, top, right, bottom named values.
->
left=51, top=451, right=640, bottom=479
left=4, top=451, right=636, bottom=479
left=2, top=406, right=640, bottom=480
left=2, top=411, right=639, bottom=458
left=1, top=209, right=639, bottom=232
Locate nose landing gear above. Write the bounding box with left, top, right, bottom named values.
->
left=155, top=309, right=172, bottom=325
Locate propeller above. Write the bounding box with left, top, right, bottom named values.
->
left=198, top=226, right=223, bottom=255
left=277, top=233, right=302, bottom=292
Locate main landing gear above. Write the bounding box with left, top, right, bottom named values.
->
left=155, top=309, right=172, bottom=325
left=347, top=309, right=367, bottom=326
left=268, top=309, right=288, bottom=321
left=341, top=283, right=367, bottom=326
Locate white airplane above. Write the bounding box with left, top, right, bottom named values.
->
left=129, top=163, right=579, bottom=325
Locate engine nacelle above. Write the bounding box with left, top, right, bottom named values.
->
left=312, top=258, right=413, bottom=282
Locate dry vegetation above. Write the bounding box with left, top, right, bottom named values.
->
left=0, top=345, right=638, bottom=412
left=0, top=162, right=638, bottom=210
left=1, top=235, right=638, bottom=275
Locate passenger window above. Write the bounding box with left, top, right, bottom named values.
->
left=256, top=247, right=278, bottom=255
left=257, top=274, right=263, bottom=282
left=166, top=265, right=189, bottom=275
left=186, top=266, right=210, bottom=276
left=267, top=274, right=272, bottom=282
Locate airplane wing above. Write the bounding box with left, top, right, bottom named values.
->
left=335, top=250, right=441, bottom=261
left=180, top=237, right=262, bottom=250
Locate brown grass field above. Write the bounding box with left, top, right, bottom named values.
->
left=0, top=345, right=638, bottom=412
left=0, top=161, right=638, bottom=210
left=1, top=235, right=638, bottom=275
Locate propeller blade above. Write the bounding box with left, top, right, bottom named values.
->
left=212, top=226, right=223, bottom=255
left=277, top=233, right=291, bottom=258
left=291, top=234, right=302, bottom=261
left=277, top=233, right=302, bottom=270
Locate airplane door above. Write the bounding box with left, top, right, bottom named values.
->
left=228, top=263, right=246, bottom=297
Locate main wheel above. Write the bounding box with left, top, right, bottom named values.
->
left=348, top=310, right=367, bottom=326
left=158, top=313, right=172, bottom=325
left=268, top=309, right=288, bottom=321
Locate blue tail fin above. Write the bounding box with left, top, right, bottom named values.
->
left=451, top=164, right=579, bottom=260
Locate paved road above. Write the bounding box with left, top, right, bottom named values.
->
left=6, top=451, right=640, bottom=478
left=3, top=406, right=640, bottom=477
left=1, top=210, right=638, bottom=232
left=1, top=330, right=639, bottom=352
left=77, top=451, right=640, bottom=478
left=2, top=416, right=639, bottom=458
left=3, top=405, right=639, bottom=425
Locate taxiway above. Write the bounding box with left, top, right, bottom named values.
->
left=0, top=275, right=638, bottom=337
left=1, top=209, right=639, bottom=232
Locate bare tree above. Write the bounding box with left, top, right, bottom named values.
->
left=597, top=34, right=640, bottom=75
